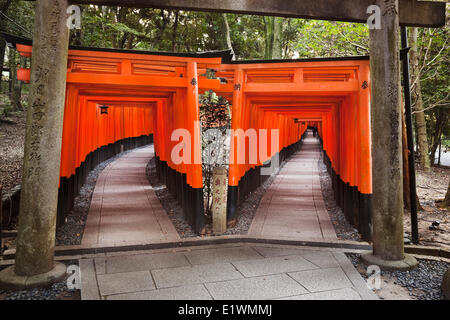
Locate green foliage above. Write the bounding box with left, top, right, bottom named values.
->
left=292, top=20, right=369, bottom=58
left=412, top=26, right=449, bottom=161
left=1, top=0, right=35, bottom=37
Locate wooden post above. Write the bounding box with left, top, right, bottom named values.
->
left=361, top=0, right=417, bottom=270
left=186, top=61, right=205, bottom=234
left=212, top=167, right=227, bottom=234
left=402, top=110, right=411, bottom=210
left=0, top=0, right=69, bottom=289
left=400, top=26, right=419, bottom=243
left=226, top=69, right=244, bottom=226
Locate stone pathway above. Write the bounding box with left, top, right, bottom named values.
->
left=81, top=145, right=180, bottom=246
left=249, top=133, right=337, bottom=241
left=79, top=243, right=377, bottom=300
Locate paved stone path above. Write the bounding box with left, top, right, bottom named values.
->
left=79, top=243, right=377, bottom=300
left=249, top=133, right=337, bottom=241
left=82, top=145, right=180, bottom=246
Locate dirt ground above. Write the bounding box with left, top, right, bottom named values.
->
left=0, top=109, right=26, bottom=196
left=404, top=165, right=450, bottom=250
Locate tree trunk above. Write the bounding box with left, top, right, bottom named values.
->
left=263, top=16, right=283, bottom=59
left=430, top=108, right=448, bottom=164
left=409, top=27, right=430, bottom=171
left=444, top=180, right=450, bottom=208
left=272, top=17, right=282, bottom=59
left=222, top=13, right=234, bottom=59
left=172, top=10, right=179, bottom=51
left=263, top=16, right=274, bottom=59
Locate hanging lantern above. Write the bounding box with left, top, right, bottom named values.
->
left=99, top=105, right=109, bottom=115
left=17, top=68, right=31, bottom=83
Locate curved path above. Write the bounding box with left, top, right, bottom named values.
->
left=82, top=145, right=180, bottom=246
left=78, top=133, right=377, bottom=301
left=249, top=132, right=337, bottom=241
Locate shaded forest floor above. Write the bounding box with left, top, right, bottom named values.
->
left=0, top=109, right=26, bottom=196
left=404, top=165, right=449, bottom=250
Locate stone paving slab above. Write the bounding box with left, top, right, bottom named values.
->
left=79, top=259, right=100, bottom=300
left=97, top=270, right=155, bottom=296
left=152, top=262, right=243, bottom=288
left=184, top=246, right=263, bottom=265
left=82, top=145, right=180, bottom=246
left=288, top=267, right=353, bottom=292
left=301, top=251, right=341, bottom=268
left=277, top=287, right=362, bottom=300
left=106, top=251, right=190, bottom=274
left=332, top=252, right=379, bottom=300
left=205, top=274, right=309, bottom=300
left=79, top=243, right=377, bottom=300
left=106, top=284, right=213, bottom=300
left=232, top=254, right=319, bottom=277
left=252, top=245, right=322, bottom=257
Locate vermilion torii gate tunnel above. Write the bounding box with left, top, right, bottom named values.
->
left=211, top=59, right=372, bottom=239
left=0, top=0, right=445, bottom=289
left=5, top=33, right=232, bottom=235
left=8, top=34, right=373, bottom=239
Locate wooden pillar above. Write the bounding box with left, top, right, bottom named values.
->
left=0, top=0, right=69, bottom=288
left=361, top=0, right=416, bottom=270
left=186, top=61, right=205, bottom=234
left=226, top=69, right=244, bottom=225
left=358, top=63, right=373, bottom=241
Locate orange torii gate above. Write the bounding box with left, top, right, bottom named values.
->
left=213, top=58, right=372, bottom=238
left=7, top=33, right=232, bottom=234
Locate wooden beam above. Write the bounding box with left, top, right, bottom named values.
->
left=244, top=80, right=359, bottom=94
left=65, top=0, right=446, bottom=27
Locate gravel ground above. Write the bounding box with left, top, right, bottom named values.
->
left=145, top=157, right=196, bottom=237
left=55, top=149, right=135, bottom=245
left=318, top=154, right=361, bottom=241
left=145, top=155, right=285, bottom=238
left=0, top=260, right=80, bottom=300
left=346, top=253, right=449, bottom=300
left=406, top=164, right=449, bottom=250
